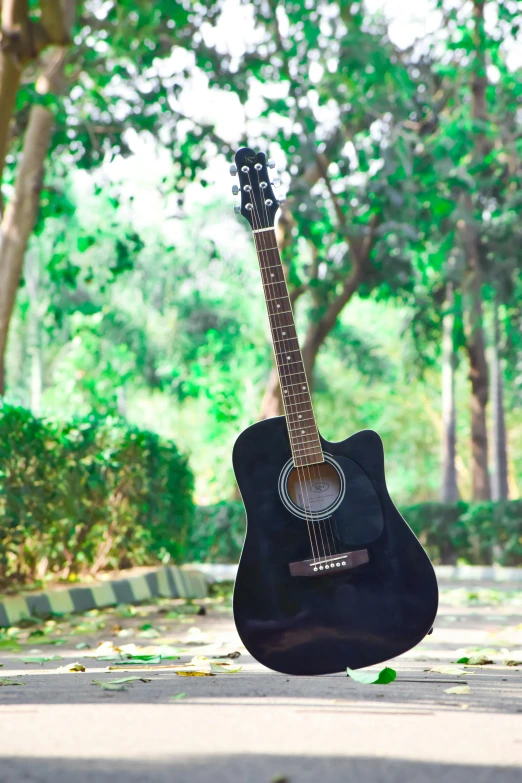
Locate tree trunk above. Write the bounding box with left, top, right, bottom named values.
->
left=460, top=0, right=491, bottom=500
left=440, top=283, right=459, bottom=502
left=25, top=249, right=43, bottom=413
left=491, top=304, right=508, bottom=500
left=0, top=105, right=54, bottom=394
left=461, top=216, right=491, bottom=500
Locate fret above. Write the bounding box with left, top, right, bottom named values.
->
left=261, top=279, right=286, bottom=288
left=287, top=412, right=315, bottom=422
left=292, top=443, right=323, bottom=455
left=257, top=246, right=279, bottom=253
left=289, top=436, right=319, bottom=447
left=271, top=334, right=298, bottom=345
left=259, top=263, right=285, bottom=272
left=266, top=294, right=290, bottom=303
left=276, top=360, right=304, bottom=369
left=294, top=457, right=324, bottom=467
left=280, top=380, right=310, bottom=389
left=267, top=309, right=293, bottom=316
left=274, top=347, right=300, bottom=357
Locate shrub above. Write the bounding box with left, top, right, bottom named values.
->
left=189, top=499, right=522, bottom=566
left=0, top=403, right=194, bottom=583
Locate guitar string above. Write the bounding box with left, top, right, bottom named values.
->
left=249, top=173, right=341, bottom=557
left=244, top=166, right=322, bottom=563
left=248, top=166, right=335, bottom=564
left=251, top=165, right=331, bottom=563
left=250, top=168, right=337, bottom=564
left=250, top=166, right=338, bottom=562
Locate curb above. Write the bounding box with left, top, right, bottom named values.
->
left=0, top=565, right=208, bottom=628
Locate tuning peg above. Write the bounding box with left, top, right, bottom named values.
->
left=233, top=204, right=241, bottom=214
left=232, top=184, right=239, bottom=195
left=230, top=164, right=237, bottom=176
left=267, top=159, right=275, bottom=169
left=271, top=177, right=281, bottom=187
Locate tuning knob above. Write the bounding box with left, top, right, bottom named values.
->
left=271, top=177, right=281, bottom=187
left=230, top=164, right=238, bottom=176
left=232, top=184, right=239, bottom=195
left=267, top=159, right=275, bottom=169
left=233, top=204, right=241, bottom=214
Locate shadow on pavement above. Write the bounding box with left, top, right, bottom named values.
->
left=0, top=754, right=520, bottom=783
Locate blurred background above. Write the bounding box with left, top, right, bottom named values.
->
left=0, top=0, right=521, bottom=584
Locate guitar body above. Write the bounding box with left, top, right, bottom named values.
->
left=233, top=417, right=438, bottom=676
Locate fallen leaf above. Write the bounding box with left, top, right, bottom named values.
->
left=0, top=640, right=22, bottom=652
left=92, top=680, right=127, bottom=691
left=209, top=662, right=242, bottom=674
left=22, top=656, right=63, bottom=665
left=220, top=651, right=241, bottom=659
left=138, top=628, right=161, bottom=639
left=457, top=654, right=493, bottom=666
left=104, top=676, right=152, bottom=684
left=444, top=685, right=471, bottom=695
left=170, top=692, right=186, bottom=700
left=346, top=667, right=396, bottom=685
left=76, top=643, right=91, bottom=650
left=505, top=660, right=522, bottom=667
left=0, top=678, right=25, bottom=686
left=57, top=662, right=86, bottom=673
left=428, top=666, right=467, bottom=676
left=175, top=671, right=215, bottom=677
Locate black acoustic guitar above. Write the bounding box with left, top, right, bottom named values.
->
left=230, top=147, right=438, bottom=676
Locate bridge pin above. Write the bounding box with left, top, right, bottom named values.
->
left=319, top=566, right=324, bottom=570
left=342, top=561, right=346, bottom=566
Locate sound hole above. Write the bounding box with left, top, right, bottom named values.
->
left=287, top=462, right=342, bottom=515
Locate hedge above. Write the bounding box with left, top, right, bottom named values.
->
left=0, top=403, right=194, bottom=584
left=189, top=499, right=522, bottom=566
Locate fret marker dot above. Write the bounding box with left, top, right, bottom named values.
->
left=301, top=429, right=305, bottom=433
left=271, top=273, right=274, bottom=277
left=282, top=331, right=286, bottom=335
left=302, top=386, right=306, bottom=390
left=277, top=304, right=280, bottom=308
left=287, top=356, right=290, bottom=360
left=284, top=390, right=288, bottom=394
left=298, top=415, right=302, bottom=419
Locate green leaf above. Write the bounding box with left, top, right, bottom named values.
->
left=0, top=678, right=25, bottom=686
left=104, top=676, right=151, bottom=684
left=346, top=666, right=396, bottom=685
left=0, top=640, right=23, bottom=652
left=170, top=692, right=186, bottom=700
left=22, top=655, right=63, bottom=665
left=209, top=662, right=242, bottom=674
left=92, top=680, right=127, bottom=691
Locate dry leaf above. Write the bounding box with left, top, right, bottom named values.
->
left=428, top=666, right=467, bottom=676
left=175, top=671, right=215, bottom=677
left=209, top=662, right=242, bottom=674
left=444, top=685, right=471, bottom=695
left=57, top=662, right=86, bottom=673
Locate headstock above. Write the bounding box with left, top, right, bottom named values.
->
left=230, top=147, right=282, bottom=230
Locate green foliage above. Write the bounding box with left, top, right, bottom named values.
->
left=0, top=403, right=193, bottom=583
left=191, top=500, right=522, bottom=566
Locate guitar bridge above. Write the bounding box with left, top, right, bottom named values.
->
left=289, top=549, right=369, bottom=577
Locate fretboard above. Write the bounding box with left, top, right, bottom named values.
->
left=253, top=228, right=324, bottom=468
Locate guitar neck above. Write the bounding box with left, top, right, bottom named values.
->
left=253, top=227, right=324, bottom=468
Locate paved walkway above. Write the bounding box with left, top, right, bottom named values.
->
left=0, top=579, right=521, bottom=782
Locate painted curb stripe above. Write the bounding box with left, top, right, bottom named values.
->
left=0, top=566, right=209, bottom=627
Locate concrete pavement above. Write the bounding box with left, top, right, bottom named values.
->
left=0, top=579, right=521, bottom=782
